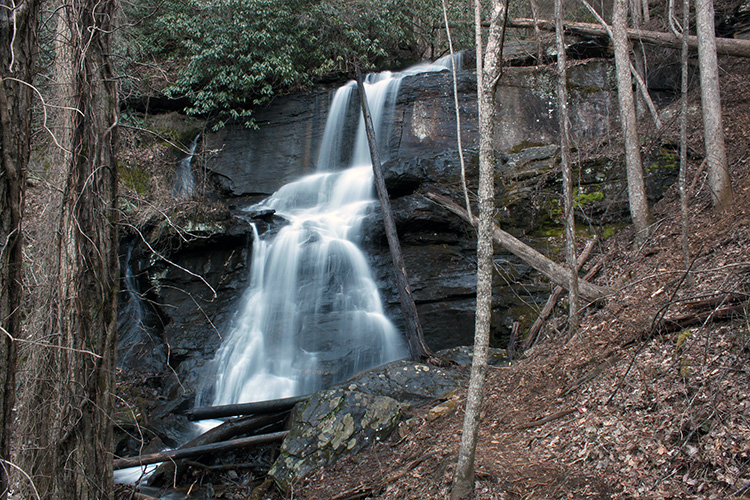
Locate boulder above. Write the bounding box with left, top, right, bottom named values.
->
left=268, top=387, right=404, bottom=489
left=268, top=346, right=508, bottom=489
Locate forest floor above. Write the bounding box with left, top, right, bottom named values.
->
left=273, top=58, right=750, bottom=500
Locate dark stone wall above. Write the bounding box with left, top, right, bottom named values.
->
left=119, top=58, right=681, bottom=397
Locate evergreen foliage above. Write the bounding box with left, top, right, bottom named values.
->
left=127, top=0, right=473, bottom=127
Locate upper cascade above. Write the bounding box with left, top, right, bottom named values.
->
left=201, top=55, right=465, bottom=406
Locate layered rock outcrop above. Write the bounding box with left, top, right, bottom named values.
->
left=118, top=54, right=678, bottom=402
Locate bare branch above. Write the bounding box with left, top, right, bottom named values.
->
left=123, top=223, right=218, bottom=300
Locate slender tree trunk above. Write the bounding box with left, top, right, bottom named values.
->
left=612, top=0, right=653, bottom=244
left=630, top=0, right=647, bottom=118
left=0, top=0, right=38, bottom=495
left=528, top=0, right=544, bottom=63
left=679, top=0, right=692, bottom=274
left=555, top=0, right=579, bottom=330
left=451, top=1, right=507, bottom=498
left=355, top=67, right=431, bottom=360
left=18, top=0, right=119, bottom=497
left=442, top=0, right=472, bottom=217
left=578, top=0, right=663, bottom=129
left=695, top=0, right=733, bottom=210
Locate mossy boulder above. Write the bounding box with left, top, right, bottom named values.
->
left=269, top=387, right=404, bottom=489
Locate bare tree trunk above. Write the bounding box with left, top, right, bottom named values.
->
left=630, top=0, right=647, bottom=118
left=612, top=0, right=653, bottom=244
left=555, top=0, right=579, bottom=330
left=695, top=0, right=733, bottom=210
left=528, top=0, right=544, bottom=63
left=578, top=0, right=662, bottom=129
left=451, top=1, right=507, bottom=498
left=0, top=0, right=38, bottom=494
left=442, top=0, right=472, bottom=217
left=679, top=0, right=692, bottom=274
left=18, top=0, right=119, bottom=496
left=355, top=67, right=431, bottom=360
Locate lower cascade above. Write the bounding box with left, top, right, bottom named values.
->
left=201, top=57, right=460, bottom=407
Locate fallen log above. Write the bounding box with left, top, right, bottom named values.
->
left=147, top=413, right=288, bottom=486
left=114, top=430, right=289, bottom=470
left=506, top=17, right=750, bottom=58
left=514, top=408, right=578, bottom=430
left=185, top=394, right=309, bottom=421
left=659, top=302, right=747, bottom=333
left=523, top=238, right=600, bottom=351
left=425, top=192, right=608, bottom=301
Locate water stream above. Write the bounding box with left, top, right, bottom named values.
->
left=202, top=56, right=463, bottom=406
left=173, top=134, right=200, bottom=199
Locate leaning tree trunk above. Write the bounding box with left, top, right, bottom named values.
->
left=18, top=0, right=119, bottom=497
left=612, top=0, right=653, bottom=244
left=555, top=0, right=579, bottom=330
left=0, top=0, right=38, bottom=495
left=451, top=0, right=507, bottom=498
left=355, top=67, right=431, bottom=360
left=694, top=0, right=733, bottom=210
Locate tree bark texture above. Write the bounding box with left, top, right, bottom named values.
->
left=694, top=0, right=733, bottom=210
left=451, top=1, right=506, bottom=498
left=612, top=0, right=653, bottom=243
left=17, top=0, right=119, bottom=497
left=506, top=17, right=750, bottom=58
left=355, top=66, right=431, bottom=359
left=0, top=0, right=38, bottom=495
left=679, top=0, right=692, bottom=272
left=555, top=0, right=579, bottom=331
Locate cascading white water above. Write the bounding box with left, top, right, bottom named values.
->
left=205, top=58, right=462, bottom=406
left=173, top=134, right=199, bottom=199
left=118, top=242, right=152, bottom=368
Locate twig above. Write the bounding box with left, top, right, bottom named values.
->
left=606, top=257, right=697, bottom=405
left=513, top=408, right=577, bottom=430
left=125, top=223, right=217, bottom=299
left=120, top=123, right=194, bottom=155
left=0, top=324, right=102, bottom=359
left=330, top=452, right=438, bottom=500
left=524, top=237, right=599, bottom=351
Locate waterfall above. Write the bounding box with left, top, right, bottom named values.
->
left=118, top=241, right=162, bottom=370
left=173, top=134, right=199, bottom=199
left=204, top=60, right=459, bottom=406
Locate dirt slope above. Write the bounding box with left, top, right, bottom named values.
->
left=287, top=58, right=750, bottom=500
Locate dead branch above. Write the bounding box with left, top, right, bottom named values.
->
left=356, top=66, right=431, bottom=359
left=659, top=301, right=748, bottom=333
left=524, top=237, right=599, bottom=351
left=425, top=192, right=608, bottom=301
left=147, top=412, right=288, bottom=485
left=514, top=408, right=578, bottom=430
left=186, top=394, right=308, bottom=421
left=506, top=18, right=750, bottom=58
left=113, top=430, right=289, bottom=470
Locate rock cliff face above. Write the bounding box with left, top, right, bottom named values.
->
left=118, top=56, right=678, bottom=402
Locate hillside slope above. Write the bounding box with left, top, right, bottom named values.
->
left=288, top=58, right=750, bottom=500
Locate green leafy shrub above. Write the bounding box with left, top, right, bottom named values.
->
left=127, top=0, right=473, bottom=128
